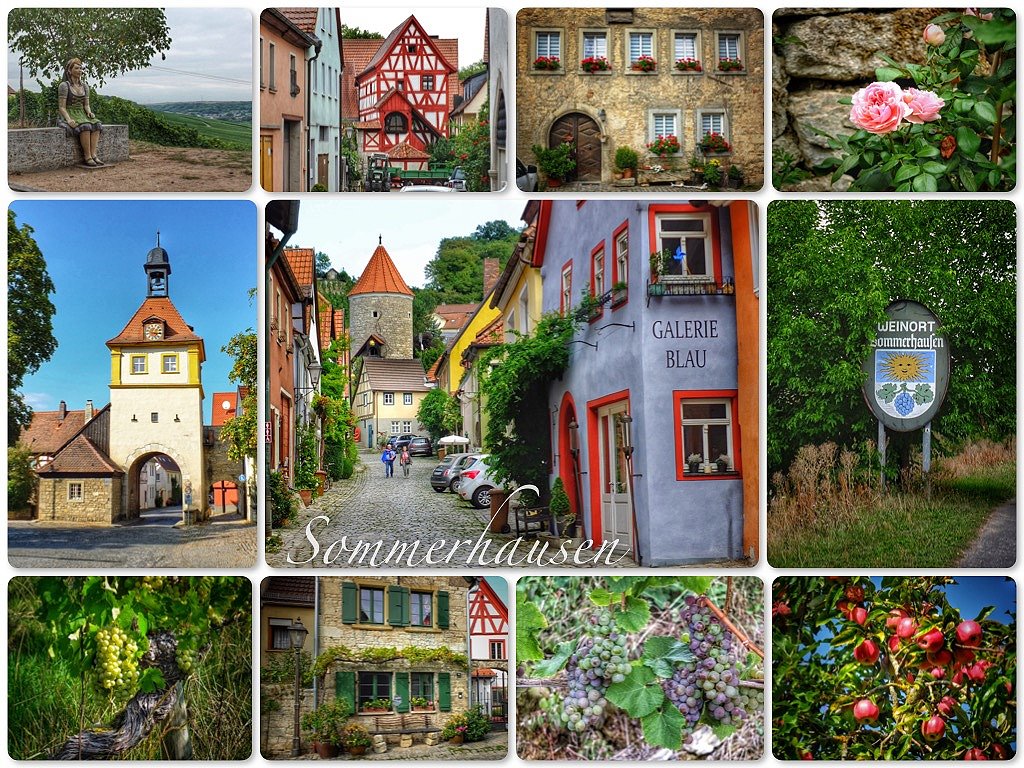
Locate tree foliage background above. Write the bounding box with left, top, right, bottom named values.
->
left=767, top=200, right=1015, bottom=476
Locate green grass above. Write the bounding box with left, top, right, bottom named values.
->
left=152, top=110, right=251, bottom=149
left=768, top=462, right=1015, bottom=568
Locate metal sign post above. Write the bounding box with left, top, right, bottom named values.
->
left=878, top=420, right=886, bottom=491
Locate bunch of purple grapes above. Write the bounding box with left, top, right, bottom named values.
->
left=557, top=609, right=631, bottom=732
left=661, top=596, right=751, bottom=731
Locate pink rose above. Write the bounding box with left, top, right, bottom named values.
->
left=904, top=88, right=945, bottom=123
left=923, top=24, right=946, bottom=46
left=850, top=81, right=911, bottom=134
left=964, top=8, right=994, bottom=20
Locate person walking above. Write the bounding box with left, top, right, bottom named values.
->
left=380, top=445, right=392, bottom=477
left=384, top=446, right=397, bottom=478
left=400, top=447, right=412, bottom=477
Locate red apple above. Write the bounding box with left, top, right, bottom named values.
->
left=853, top=699, right=880, bottom=723
left=851, top=606, right=869, bottom=626
left=887, top=608, right=910, bottom=629
left=845, top=585, right=865, bottom=603
left=954, top=647, right=977, bottom=666
left=897, top=617, right=918, bottom=639
left=956, top=620, right=983, bottom=648
left=937, top=696, right=957, bottom=717
left=921, top=715, right=946, bottom=742
left=928, top=649, right=953, bottom=667
left=964, top=748, right=989, bottom=760
left=800, top=751, right=814, bottom=760
left=853, top=638, right=880, bottom=665
left=917, top=628, right=945, bottom=653
left=966, top=663, right=987, bottom=683
left=929, top=666, right=946, bottom=679
left=991, top=744, right=1011, bottom=760
left=952, top=669, right=965, bottom=686
left=888, top=635, right=900, bottom=653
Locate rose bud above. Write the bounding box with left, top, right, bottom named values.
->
left=923, top=24, right=946, bottom=46
left=941, top=134, right=957, bottom=159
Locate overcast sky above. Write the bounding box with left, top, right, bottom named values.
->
left=340, top=7, right=490, bottom=68
left=282, top=199, right=527, bottom=288
left=7, top=8, right=252, bottom=103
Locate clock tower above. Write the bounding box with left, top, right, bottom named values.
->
left=106, top=236, right=208, bottom=519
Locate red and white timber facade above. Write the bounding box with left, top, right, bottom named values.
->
left=468, top=578, right=508, bottom=724
left=355, top=15, right=457, bottom=166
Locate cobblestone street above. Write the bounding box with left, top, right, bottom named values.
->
left=8, top=511, right=257, bottom=568
left=268, top=453, right=636, bottom=568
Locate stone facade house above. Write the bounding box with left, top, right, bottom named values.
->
left=516, top=7, right=764, bottom=187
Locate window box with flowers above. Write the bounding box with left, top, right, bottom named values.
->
left=647, top=134, right=681, bottom=157
left=533, top=56, right=561, bottom=71
left=698, top=132, right=732, bottom=156
left=580, top=56, right=610, bottom=73
left=674, top=58, right=702, bottom=73
left=717, top=57, right=743, bottom=72
left=631, top=55, right=656, bottom=73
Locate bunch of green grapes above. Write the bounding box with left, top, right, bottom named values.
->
left=558, top=610, right=631, bottom=732
left=177, top=646, right=196, bottom=673
left=140, top=576, right=167, bottom=590
left=94, top=626, right=140, bottom=692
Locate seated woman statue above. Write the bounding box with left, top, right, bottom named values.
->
left=56, top=58, right=104, bottom=167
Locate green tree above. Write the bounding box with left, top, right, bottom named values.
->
left=8, top=210, right=57, bottom=445
left=473, top=220, right=517, bottom=242
left=315, top=251, right=331, bottom=278
left=319, top=339, right=358, bottom=481
left=451, top=112, right=491, bottom=191
left=219, top=329, right=257, bottom=463
left=768, top=200, right=1015, bottom=476
left=8, top=445, right=36, bottom=510
left=8, top=8, right=172, bottom=86
left=423, top=225, right=518, bottom=303
left=341, top=24, right=383, bottom=39
left=458, top=60, right=487, bottom=81
left=417, top=387, right=461, bottom=441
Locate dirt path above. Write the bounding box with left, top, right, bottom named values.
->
left=9, top=140, right=251, bottom=193
left=956, top=497, right=1016, bottom=567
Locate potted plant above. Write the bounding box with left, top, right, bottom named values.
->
left=688, top=153, right=704, bottom=183
left=687, top=453, right=702, bottom=474
left=410, top=696, right=434, bottom=711
left=649, top=251, right=663, bottom=283
left=301, top=700, right=350, bottom=758
left=717, top=57, right=743, bottom=72
left=646, top=134, right=681, bottom=157
left=716, top=454, right=731, bottom=473
left=580, top=55, right=609, bottom=73
left=631, top=54, right=656, bottom=72
left=674, top=57, right=702, bottom=72
left=614, top=146, right=638, bottom=179
left=531, top=142, right=576, bottom=188
left=703, top=159, right=723, bottom=189
left=533, top=55, right=560, bottom=71
left=341, top=723, right=373, bottom=756
left=360, top=697, right=392, bottom=713
left=698, top=132, right=732, bottom=155
left=611, top=280, right=628, bottom=305
left=728, top=164, right=743, bottom=189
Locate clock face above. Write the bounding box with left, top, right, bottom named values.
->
left=144, top=322, right=164, bottom=341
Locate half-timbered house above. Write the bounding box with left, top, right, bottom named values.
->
left=468, top=579, right=508, bottom=727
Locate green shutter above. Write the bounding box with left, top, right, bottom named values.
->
left=395, top=672, right=410, bottom=712
left=437, top=591, right=450, bottom=629
left=388, top=585, right=404, bottom=626
left=342, top=581, right=358, bottom=624
left=438, top=672, right=451, bottom=711
left=335, top=671, right=356, bottom=712
left=400, top=587, right=411, bottom=626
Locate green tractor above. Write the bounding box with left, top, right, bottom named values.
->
left=366, top=153, right=392, bottom=192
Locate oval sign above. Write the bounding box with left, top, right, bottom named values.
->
left=862, top=300, right=950, bottom=432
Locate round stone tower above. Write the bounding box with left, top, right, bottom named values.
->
left=348, top=239, right=414, bottom=360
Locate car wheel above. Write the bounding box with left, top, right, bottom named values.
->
left=472, top=486, right=492, bottom=509
left=433, top=487, right=445, bottom=493
left=448, top=478, right=460, bottom=493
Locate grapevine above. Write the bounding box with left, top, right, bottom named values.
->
left=94, top=625, right=140, bottom=692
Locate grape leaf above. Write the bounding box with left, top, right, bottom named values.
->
left=605, top=577, right=631, bottom=594
left=912, top=383, right=934, bottom=405
left=606, top=665, right=665, bottom=718
left=589, top=588, right=613, bottom=606
left=517, top=596, right=547, bottom=663
left=615, top=595, right=651, bottom=633
left=710, top=722, right=738, bottom=740
left=643, top=636, right=695, bottom=678
left=876, top=383, right=898, bottom=403
left=641, top=704, right=686, bottom=750
left=138, top=667, right=166, bottom=693
left=532, top=641, right=575, bottom=678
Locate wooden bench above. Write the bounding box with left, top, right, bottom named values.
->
left=363, top=713, right=440, bottom=737
left=512, top=505, right=557, bottom=537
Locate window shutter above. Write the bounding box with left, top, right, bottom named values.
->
left=437, top=591, right=450, bottom=628
left=342, top=581, right=358, bottom=624
left=401, top=587, right=411, bottom=626
left=438, top=672, right=451, bottom=711
left=335, top=671, right=356, bottom=711
left=388, top=585, right=404, bottom=626
left=395, top=672, right=410, bottom=713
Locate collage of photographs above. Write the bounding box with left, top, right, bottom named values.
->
left=2, top=3, right=1017, bottom=764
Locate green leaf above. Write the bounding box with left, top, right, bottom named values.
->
left=605, top=577, right=631, bottom=594
left=875, top=66, right=904, bottom=82
left=987, top=168, right=1001, bottom=189
left=589, top=588, right=613, bottom=607
left=615, top=595, right=651, bottom=633
left=893, top=164, right=921, bottom=183
left=912, top=173, right=939, bottom=192
left=532, top=641, right=575, bottom=677
left=916, top=144, right=941, bottom=158
left=643, top=636, right=696, bottom=678
left=675, top=576, right=714, bottom=595
left=606, top=665, right=665, bottom=718
left=710, top=722, right=738, bottom=740
left=973, top=101, right=998, bottom=125
left=138, top=667, right=167, bottom=693
left=641, top=705, right=686, bottom=751
left=956, top=126, right=982, bottom=157
left=959, top=165, right=979, bottom=192
left=516, top=598, right=547, bottom=663
left=922, top=161, right=947, bottom=175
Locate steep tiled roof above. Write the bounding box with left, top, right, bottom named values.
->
left=106, top=297, right=202, bottom=346
left=353, top=119, right=381, bottom=130
left=349, top=244, right=413, bottom=297
left=341, top=39, right=381, bottom=119
left=276, top=7, right=318, bottom=35
left=425, top=354, right=443, bottom=383
left=434, top=304, right=477, bottom=333
left=318, top=301, right=346, bottom=354
left=361, top=358, right=431, bottom=392
left=21, top=407, right=86, bottom=455
left=284, top=247, right=315, bottom=296
left=388, top=141, right=430, bottom=161
left=37, top=434, right=123, bottom=476
left=473, top=316, right=503, bottom=345
left=262, top=576, right=316, bottom=607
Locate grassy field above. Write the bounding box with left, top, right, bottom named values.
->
left=152, top=110, right=251, bottom=148
left=768, top=456, right=1015, bottom=568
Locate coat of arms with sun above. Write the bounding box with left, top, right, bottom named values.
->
left=873, top=349, right=936, bottom=419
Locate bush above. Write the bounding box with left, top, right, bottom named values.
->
left=441, top=706, right=491, bottom=742
left=268, top=471, right=297, bottom=528
left=614, top=145, right=638, bottom=171
left=262, top=650, right=314, bottom=686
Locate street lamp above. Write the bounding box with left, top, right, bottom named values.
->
left=290, top=617, right=308, bottom=757
left=568, top=418, right=579, bottom=458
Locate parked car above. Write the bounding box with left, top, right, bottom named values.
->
left=516, top=158, right=538, bottom=192
left=408, top=436, right=433, bottom=456
left=457, top=455, right=500, bottom=509
left=430, top=455, right=458, bottom=492
left=448, top=166, right=467, bottom=191
left=389, top=434, right=417, bottom=450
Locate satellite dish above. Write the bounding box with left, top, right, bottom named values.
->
left=221, top=400, right=231, bottom=410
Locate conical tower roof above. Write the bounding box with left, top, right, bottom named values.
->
left=349, top=242, right=413, bottom=297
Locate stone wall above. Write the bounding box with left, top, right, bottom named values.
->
left=8, top=125, right=130, bottom=173
left=260, top=683, right=314, bottom=758
left=517, top=7, right=764, bottom=186
left=773, top=8, right=943, bottom=181
left=36, top=476, right=122, bottom=523
left=349, top=293, right=414, bottom=360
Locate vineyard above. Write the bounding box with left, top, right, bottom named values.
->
left=8, top=577, right=252, bottom=760
left=517, top=576, right=764, bottom=761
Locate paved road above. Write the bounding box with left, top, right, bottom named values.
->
left=9, top=509, right=257, bottom=569
left=268, top=453, right=636, bottom=569
left=957, top=498, right=1016, bottom=568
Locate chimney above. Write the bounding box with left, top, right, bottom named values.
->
left=58, top=400, right=67, bottom=420
left=483, top=257, right=500, bottom=298
left=85, top=400, right=94, bottom=422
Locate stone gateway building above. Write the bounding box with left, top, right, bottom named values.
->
left=517, top=7, right=764, bottom=187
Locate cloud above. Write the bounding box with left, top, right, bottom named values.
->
left=23, top=392, right=54, bottom=410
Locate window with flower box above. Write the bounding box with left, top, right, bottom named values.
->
left=627, top=31, right=656, bottom=71
left=410, top=672, right=434, bottom=702
left=715, top=31, right=745, bottom=73
left=655, top=212, right=713, bottom=280
left=672, top=391, right=740, bottom=480
left=358, top=672, right=392, bottom=708
left=647, top=110, right=682, bottom=155
left=673, top=31, right=702, bottom=73
left=612, top=221, right=629, bottom=306
left=532, top=29, right=562, bottom=72
left=579, top=30, right=610, bottom=72
left=697, top=110, right=731, bottom=154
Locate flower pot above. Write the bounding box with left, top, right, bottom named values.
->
left=622, top=168, right=634, bottom=179
left=717, top=461, right=729, bottom=473
left=298, top=488, right=312, bottom=506
left=315, top=741, right=340, bottom=758
left=450, top=734, right=465, bottom=745
left=688, top=462, right=701, bottom=474
left=361, top=707, right=389, bottom=714
left=348, top=745, right=368, bottom=756
left=546, top=177, right=562, bottom=189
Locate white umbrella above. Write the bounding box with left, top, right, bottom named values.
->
left=438, top=435, right=470, bottom=445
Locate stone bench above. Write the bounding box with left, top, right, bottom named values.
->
left=8, top=125, right=129, bottom=173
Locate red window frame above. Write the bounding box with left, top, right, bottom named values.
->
left=647, top=204, right=723, bottom=284
left=611, top=219, right=629, bottom=309
left=559, top=260, right=573, bottom=314
left=672, top=389, right=741, bottom=481
left=590, top=241, right=606, bottom=322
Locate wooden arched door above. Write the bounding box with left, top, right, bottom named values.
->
left=549, top=113, right=602, bottom=182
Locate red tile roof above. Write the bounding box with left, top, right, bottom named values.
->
left=106, top=297, right=202, bottom=346
left=361, top=358, right=431, bottom=392
left=318, top=302, right=346, bottom=355
left=262, top=576, right=316, bottom=607
left=349, top=244, right=413, bottom=297
left=435, top=303, right=477, bottom=333
left=37, top=434, right=123, bottom=476
left=473, top=316, right=504, bottom=345
left=284, top=247, right=315, bottom=290
left=388, top=141, right=430, bottom=161
left=425, top=354, right=443, bottom=383
left=21, top=408, right=87, bottom=455
left=353, top=119, right=381, bottom=130
left=276, top=7, right=319, bottom=35
left=341, top=39, right=382, bottom=119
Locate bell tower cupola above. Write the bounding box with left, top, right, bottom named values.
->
left=145, top=231, right=172, bottom=297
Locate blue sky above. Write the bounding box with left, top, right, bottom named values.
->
left=11, top=200, right=256, bottom=422
left=483, top=576, right=509, bottom=608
